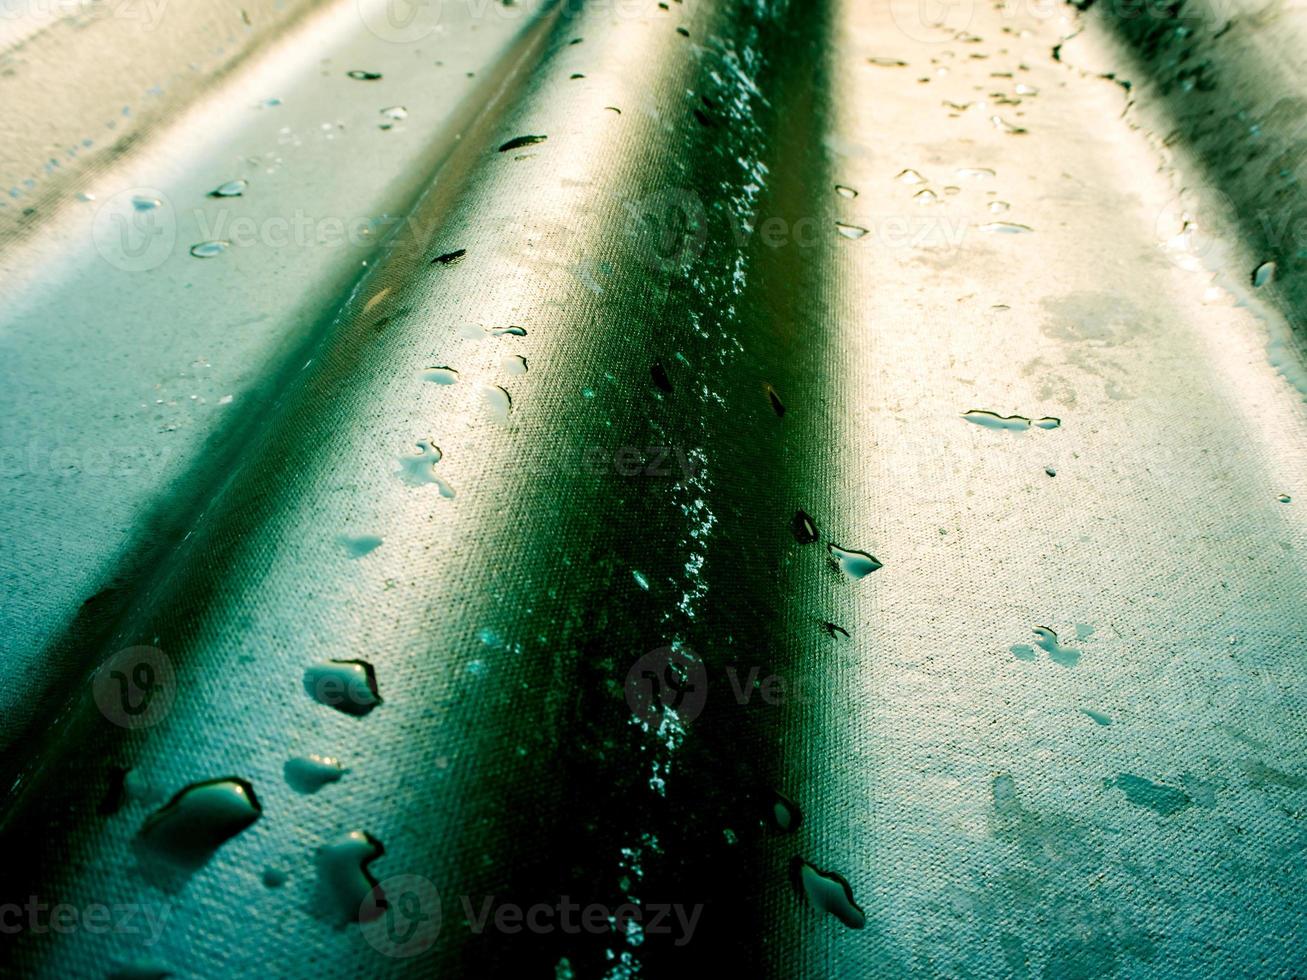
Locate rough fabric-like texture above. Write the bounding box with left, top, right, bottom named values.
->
left=1, top=0, right=1305, bottom=977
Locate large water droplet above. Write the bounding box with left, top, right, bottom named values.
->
left=208, top=179, right=248, bottom=198
left=962, top=409, right=1031, bottom=430
left=285, top=755, right=347, bottom=794
left=397, top=441, right=453, bottom=496
left=303, top=660, right=383, bottom=716
left=498, top=134, right=547, bottom=152
left=500, top=354, right=528, bottom=375
left=481, top=384, right=511, bottom=421
left=828, top=543, right=882, bottom=579
left=337, top=534, right=382, bottom=558
left=1032, top=626, right=1081, bottom=667
left=422, top=366, right=459, bottom=385
left=190, top=240, right=230, bottom=258
left=790, top=858, right=866, bottom=929
left=317, top=831, right=386, bottom=922
left=138, top=778, right=261, bottom=868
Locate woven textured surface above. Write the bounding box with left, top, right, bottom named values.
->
left=2, top=0, right=1306, bottom=976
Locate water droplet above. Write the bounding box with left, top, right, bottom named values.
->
left=1045, top=467, right=1057, bottom=477
left=828, top=543, right=882, bottom=579
left=790, top=509, right=818, bottom=544
left=397, top=441, right=452, bottom=495
left=1033, top=416, right=1060, bottom=429
left=835, top=222, right=869, bottom=240
left=131, top=195, right=162, bottom=211
left=1083, top=709, right=1112, bottom=726
left=1252, top=261, right=1276, bottom=287
left=303, top=659, right=383, bottom=715
left=913, top=188, right=937, bottom=205
left=895, top=168, right=926, bottom=185
left=988, top=200, right=1011, bottom=213
left=285, top=755, right=347, bottom=794
left=481, top=384, right=511, bottom=421
left=208, top=179, right=248, bottom=198
left=422, top=366, right=459, bottom=385
left=1032, top=626, right=1081, bottom=667
left=1104, top=774, right=1191, bottom=815
left=764, top=382, right=786, bottom=417
left=1277, top=493, right=1292, bottom=503
left=498, top=134, right=547, bottom=152
left=262, top=867, right=288, bottom=888
left=431, top=248, right=466, bottom=266
left=337, top=534, right=382, bottom=558
left=963, top=409, right=1031, bottom=430
left=990, top=115, right=1027, bottom=134
left=500, top=354, right=528, bottom=375
left=1014, top=83, right=1038, bottom=96
left=820, top=621, right=850, bottom=639
left=317, top=830, right=386, bottom=922
left=835, top=184, right=858, bottom=198
left=651, top=361, right=673, bottom=392
left=956, top=167, right=995, bottom=178
left=868, top=56, right=907, bottom=67
left=491, top=325, right=527, bottom=337
left=1010, top=644, right=1036, bottom=661
left=138, top=778, right=261, bottom=868
left=190, top=240, right=230, bottom=258
left=979, top=221, right=1033, bottom=234
left=632, top=570, right=650, bottom=591
left=380, top=105, right=408, bottom=121
left=766, top=790, right=803, bottom=832
left=790, top=858, right=866, bottom=929
left=347, top=70, right=382, bottom=80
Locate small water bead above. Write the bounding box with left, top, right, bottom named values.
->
left=790, top=509, right=818, bottom=544
left=651, top=361, right=673, bottom=392
left=764, top=382, right=785, bottom=417
left=131, top=195, right=162, bottom=211
left=262, top=867, right=288, bottom=888
left=979, top=221, right=1033, bottom=234
left=303, top=659, right=383, bottom=716
left=988, top=200, right=1011, bottom=213
left=138, top=778, right=261, bottom=868
left=834, top=184, right=858, bottom=198
left=828, top=543, right=882, bottom=579
left=766, top=790, right=803, bottom=832
left=284, top=755, right=347, bottom=793
left=956, top=167, right=995, bottom=178
left=208, top=179, right=247, bottom=198
left=491, top=325, right=527, bottom=337
left=913, top=188, right=937, bottom=205
left=347, top=70, right=382, bottom=80
left=190, top=240, right=230, bottom=258
left=1252, top=261, right=1276, bottom=287
left=380, top=106, right=408, bottom=121
left=895, top=168, right=926, bottom=185
left=632, top=570, right=650, bottom=591
left=835, top=222, right=869, bottom=239
left=498, top=134, right=547, bottom=152
left=1277, top=493, right=1292, bottom=503
left=790, top=858, right=866, bottom=929
left=990, top=115, right=1027, bottom=134
left=1014, top=83, right=1038, bottom=96
left=868, top=56, right=908, bottom=67
left=1083, top=709, right=1112, bottom=726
